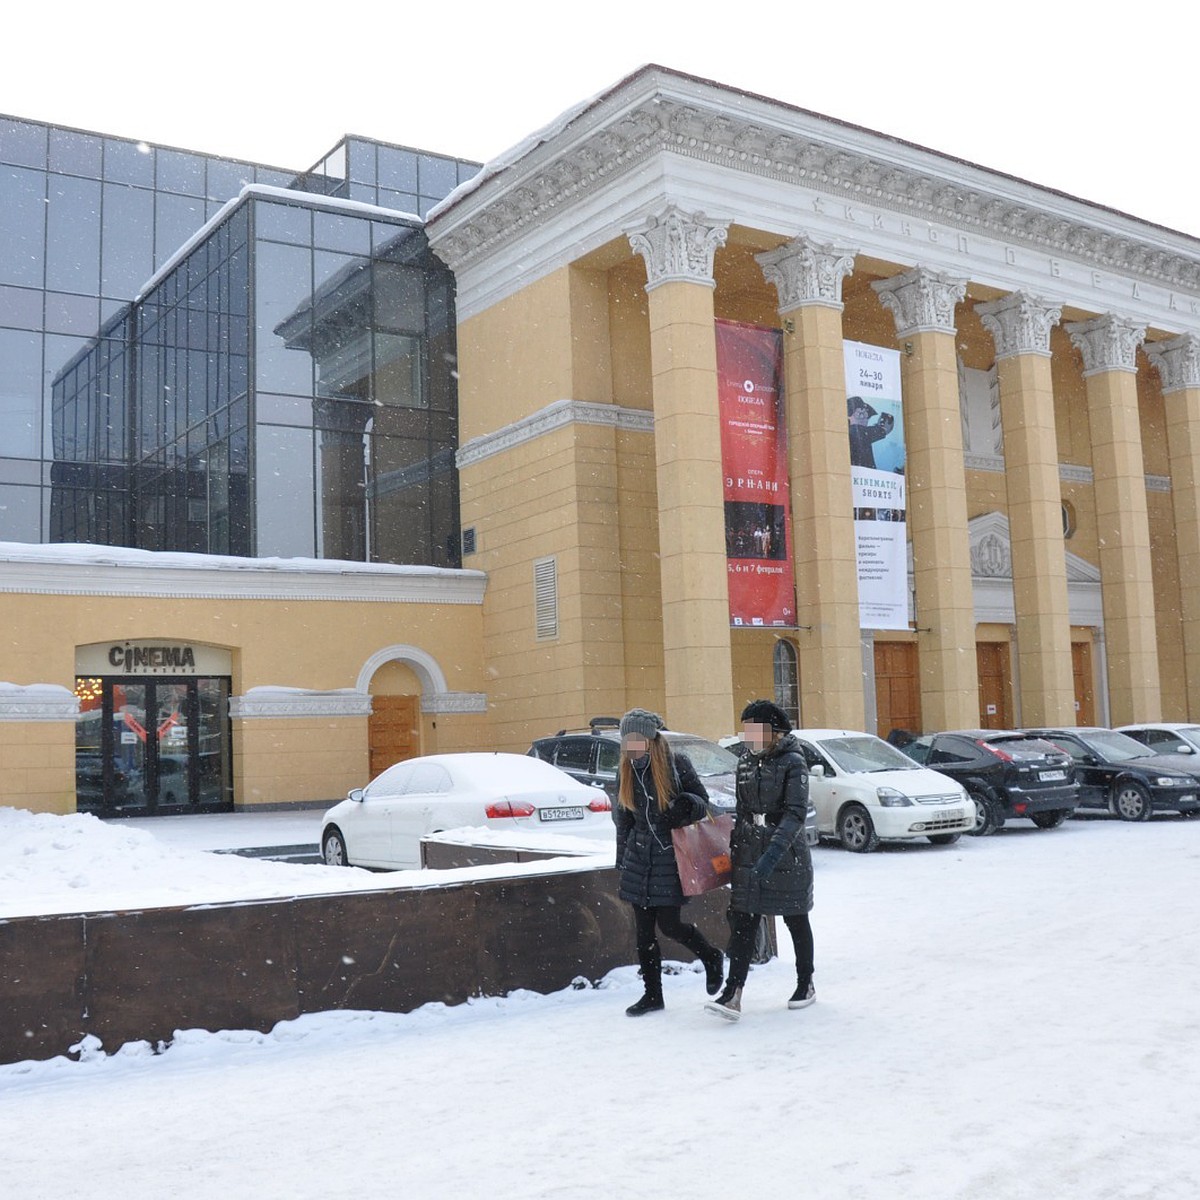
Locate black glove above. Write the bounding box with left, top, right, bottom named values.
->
left=752, top=842, right=784, bottom=879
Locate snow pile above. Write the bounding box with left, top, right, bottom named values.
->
left=2, top=818, right=1199, bottom=1198
left=0, top=807, right=610, bottom=919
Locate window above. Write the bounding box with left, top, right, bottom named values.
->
left=773, top=639, right=799, bottom=727
left=405, top=763, right=453, bottom=794
left=534, top=557, right=558, bottom=640
left=553, top=740, right=595, bottom=773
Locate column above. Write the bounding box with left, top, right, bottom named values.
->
left=756, top=236, right=864, bottom=730
left=873, top=267, right=979, bottom=731
left=976, top=292, right=1076, bottom=726
left=628, top=206, right=734, bottom=738
left=1145, top=333, right=1200, bottom=718
left=1064, top=314, right=1159, bottom=723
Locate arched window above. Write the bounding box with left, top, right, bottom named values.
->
left=773, top=640, right=800, bottom=728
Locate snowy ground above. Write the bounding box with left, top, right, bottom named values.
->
left=3, top=811, right=1200, bottom=1198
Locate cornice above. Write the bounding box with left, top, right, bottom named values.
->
left=0, top=556, right=487, bottom=605
left=0, top=686, right=78, bottom=722
left=428, top=91, right=1200, bottom=299
left=230, top=690, right=372, bottom=720
left=456, top=399, right=654, bottom=469
left=421, top=692, right=488, bottom=714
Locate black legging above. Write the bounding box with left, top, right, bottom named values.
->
left=632, top=904, right=716, bottom=961
left=726, top=911, right=813, bottom=990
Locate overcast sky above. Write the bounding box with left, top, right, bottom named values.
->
left=7, top=1, right=1199, bottom=237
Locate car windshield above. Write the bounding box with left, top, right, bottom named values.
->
left=665, top=735, right=738, bottom=776
left=1079, top=731, right=1156, bottom=762
left=815, top=735, right=920, bottom=773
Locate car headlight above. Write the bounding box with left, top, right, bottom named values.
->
left=876, top=787, right=912, bottom=806
left=1154, top=776, right=1189, bottom=787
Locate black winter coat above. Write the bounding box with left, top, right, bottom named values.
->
left=615, top=752, right=709, bottom=908
left=730, top=734, right=814, bottom=916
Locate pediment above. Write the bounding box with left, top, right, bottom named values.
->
left=967, top=511, right=1100, bottom=583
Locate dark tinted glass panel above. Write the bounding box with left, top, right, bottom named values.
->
left=0, top=119, right=48, bottom=169
left=156, top=148, right=206, bottom=195
left=256, top=424, right=315, bottom=556
left=377, top=146, right=418, bottom=193
left=554, top=740, right=594, bottom=772
left=418, top=155, right=458, bottom=198
left=0, top=328, right=42, bottom=457
left=45, top=175, right=101, bottom=294
left=374, top=332, right=423, bottom=407
left=255, top=239, right=314, bottom=394
left=255, top=200, right=311, bottom=244
left=457, top=161, right=479, bottom=185
left=103, top=138, right=155, bottom=187
left=315, top=421, right=368, bottom=560
left=49, top=129, right=103, bottom=177
left=155, top=192, right=207, bottom=267
left=0, top=483, right=41, bottom=539
left=0, top=457, right=40, bottom=484
left=313, top=211, right=371, bottom=255
left=257, top=393, right=315, bottom=426
left=255, top=167, right=297, bottom=189
left=0, top=166, right=47, bottom=287
left=0, top=284, right=43, bottom=330
left=101, top=183, right=155, bottom=299
left=374, top=261, right=424, bottom=331
left=376, top=188, right=419, bottom=215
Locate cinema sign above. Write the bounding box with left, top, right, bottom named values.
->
left=75, top=641, right=233, bottom=677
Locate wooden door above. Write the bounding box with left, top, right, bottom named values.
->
left=1072, top=642, right=1095, bottom=726
left=369, top=695, right=420, bottom=779
left=976, top=642, right=1013, bottom=729
left=874, top=642, right=922, bottom=738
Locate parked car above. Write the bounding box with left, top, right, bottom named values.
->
left=321, top=753, right=612, bottom=869
left=900, top=730, right=1079, bottom=835
left=1025, top=727, right=1200, bottom=820
left=1116, top=722, right=1200, bottom=759
left=530, top=719, right=818, bottom=845
left=790, top=729, right=973, bottom=852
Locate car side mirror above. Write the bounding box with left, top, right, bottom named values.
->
left=1175, top=744, right=1194, bottom=754
left=349, top=788, right=365, bottom=803
left=1080, top=755, right=1098, bottom=766
left=808, top=763, right=825, bottom=777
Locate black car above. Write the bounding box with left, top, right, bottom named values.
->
left=901, top=730, right=1079, bottom=835
left=1024, top=727, right=1200, bottom=820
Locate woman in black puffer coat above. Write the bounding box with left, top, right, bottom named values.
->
left=614, top=707, right=725, bottom=1016
left=706, top=699, right=814, bottom=1022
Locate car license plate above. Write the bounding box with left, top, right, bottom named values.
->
left=539, top=807, right=584, bottom=822
left=938, top=809, right=963, bottom=820
left=1040, top=769, right=1067, bottom=781
left=1182, top=795, right=1196, bottom=803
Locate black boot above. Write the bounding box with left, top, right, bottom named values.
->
left=700, top=946, right=725, bottom=996
left=788, top=977, right=816, bottom=1010
left=626, top=944, right=664, bottom=1016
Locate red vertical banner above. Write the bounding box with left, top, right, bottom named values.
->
left=715, top=319, right=796, bottom=628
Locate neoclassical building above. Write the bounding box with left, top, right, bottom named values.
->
left=427, top=64, right=1200, bottom=747
left=5, top=64, right=1200, bottom=817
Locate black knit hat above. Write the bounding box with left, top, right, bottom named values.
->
left=847, top=395, right=876, bottom=418
left=740, top=699, right=792, bottom=733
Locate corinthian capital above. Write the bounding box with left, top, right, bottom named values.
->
left=1064, top=314, right=1146, bottom=376
left=976, top=292, right=1063, bottom=359
left=1145, top=333, right=1200, bottom=394
left=872, top=267, right=967, bottom=337
left=627, top=206, right=728, bottom=292
left=755, top=236, right=856, bottom=313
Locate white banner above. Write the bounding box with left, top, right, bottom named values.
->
left=844, top=341, right=908, bottom=630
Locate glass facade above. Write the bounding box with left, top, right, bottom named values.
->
left=1, top=113, right=477, bottom=561
left=50, top=193, right=461, bottom=566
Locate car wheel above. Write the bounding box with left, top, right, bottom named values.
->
left=837, top=804, right=879, bottom=853
left=1111, top=782, right=1153, bottom=822
left=966, top=788, right=1001, bottom=836
left=1030, top=809, right=1069, bottom=830
left=322, top=826, right=351, bottom=866
left=927, top=832, right=961, bottom=845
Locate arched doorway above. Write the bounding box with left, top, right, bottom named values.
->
left=356, top=644, right=452, bottom=780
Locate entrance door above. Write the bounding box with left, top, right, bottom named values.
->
left=976, top=642, right=1013, bottom=729
left=874, top=642, right=922, bottom=739
left=1072, top=642, right=1095, bottom=726
left=77, top=677, right=232, bottom=814
left=369, top=695, right=420, bottom=779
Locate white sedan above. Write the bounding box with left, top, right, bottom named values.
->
left=791, top=729, right=974, bottom=852
left=321, top=753, right=612, bottom=870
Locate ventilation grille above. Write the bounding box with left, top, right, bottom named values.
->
left=534, top=556, right=558, bottom=641
left=461, top=527, right=476, bottom=556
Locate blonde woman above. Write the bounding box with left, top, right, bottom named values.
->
left=614, top=708, right=725, bottom=1015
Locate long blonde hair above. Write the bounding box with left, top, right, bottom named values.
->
left=618, top=735, right=675, bottom=812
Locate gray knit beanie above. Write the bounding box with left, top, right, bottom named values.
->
left=619, top=707, right=664, bottom=740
